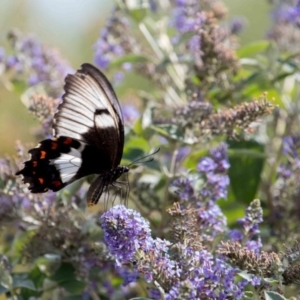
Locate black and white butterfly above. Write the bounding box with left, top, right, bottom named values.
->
left=16, top=63, right=128, bottom=206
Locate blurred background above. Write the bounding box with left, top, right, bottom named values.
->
left=0, top=0, right=270, bottom=155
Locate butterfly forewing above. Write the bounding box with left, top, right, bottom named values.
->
left=54, top=64, right=124, bottom=166
left=16, top=63, right=128, bottom=205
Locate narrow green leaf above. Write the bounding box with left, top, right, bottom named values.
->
left=237, top=41, right=270, bottom=58
left=13, top=277, right=36, bottom=291
left=0, top=267, right=12, bottom=289
left=12, top=80, right=28, bottom=95
left=29, top=265, right=47, bottom=289
left=0, top=284, right=9, bottom=294
left=60, top=279, right=85, bottom=294
left=228, top=140, right=265, bottom=204
left=63, top=296, right=83, bottom=300
left=132, top=117, right=143, bottom=135
left=264, top=291, right=287, bottom=300
left=50, top=263, right=76, bottom=283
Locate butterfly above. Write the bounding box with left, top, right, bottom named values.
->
left=16, top=63, right=128, bottom=206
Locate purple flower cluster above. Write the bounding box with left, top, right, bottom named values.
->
left=121, top=104, right=140, bottom=125
left=171, top=177, right=195, bottom=201
left=282, top=135, right=300, bottom=158
left=165, top=249, right=246, bottom=300
left=100, top=205, right=153, bottom=263
left=277, top=135, right=300, bottom=179
left=198, top=201, right=227, bottom=239
left=100, top=206, right=177, bottom=286
left=197, top=143, right=230, bottom=202
left=100, top=206, right=247, bottom=299
left=172, top=143, right=230, bottom=204
left=229, top=199, right=263, bottom=254
left=171, top=0, right=201, bottom=34
left=171, top=143, right=229, bottom=239
left=170, top=0, right=205, bottom=52
left=3, top=30, right=72, bottom=95
left=273, top=1, right=300, bottom=27
left=94, top=9, right=133, bottom=79
left=94, top=27, right=124, bottom=70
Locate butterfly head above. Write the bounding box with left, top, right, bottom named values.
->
left=110, top=165, right=129, bottom=182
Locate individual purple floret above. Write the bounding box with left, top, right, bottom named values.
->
left=171, top=177, right=194, bottom=201
left=229, top=17, right=246, bottom=35
left=122, top=104, right=140, bottom=125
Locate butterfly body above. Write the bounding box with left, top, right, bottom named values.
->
left=16, top=63, right=127, bottom=206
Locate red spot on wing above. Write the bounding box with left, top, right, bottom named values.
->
left=38, top=178, right=44, bottom=184
left=40, top=151, right=46, bottom=159
left=51, top=142, right=58, bottom=150
left=52, top=180, right=62, bottom=188
left=33, top=161, right=38, bottom=167
left=63, top=137, right=73, bottom=145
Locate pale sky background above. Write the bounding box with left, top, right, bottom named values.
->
left=0, top=0, right=114, bottom=66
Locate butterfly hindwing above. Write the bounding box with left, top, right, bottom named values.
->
left=16, top=137, right=82, bottom=192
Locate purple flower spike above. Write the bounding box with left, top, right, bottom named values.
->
left=100, top=205, right=153, bottom=263
left=198, top=143, right=230, bottom=202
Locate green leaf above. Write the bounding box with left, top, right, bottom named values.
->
left=12, top=230, right=35, bottom=257
left=0, top=284, right=9, bottom=294
left=36, top=254, right=61, bottom=277
left=50, top=263, right=76, bottom=283
left=63, top=296, right=84, bottom=300
left=125, top=137, right=150, bottom=152
left=124, top=0, right=149, bottom=22
left=123, top=147, right=145, bottom=163
left=60, top=279, right=85, bottom=294
left=264, top=291, right=287, bottom=300
left=183, top=149, right=208, bottom=170
left=228, top=140, right=265, bottom=204
left=11, top=79, right=28, bottom=95
left=264, top=278, right=279, bottom=284
left=0, top=266, right=12, bottom=289
left=132, top=117, right=143, bottom=135
left=130, top=298, right=153, bottom=300
left=237, top=41, right=270, bottom=58
left=29, top=265, right=47, bottom=289
left=13, top=276, right=36, bottom=291
left=243, top=291, right=254, bottom=298
left=238, top=271, right=253, bottom=281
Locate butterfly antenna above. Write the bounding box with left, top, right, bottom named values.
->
left=128, top=148, right=160, bottom=167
